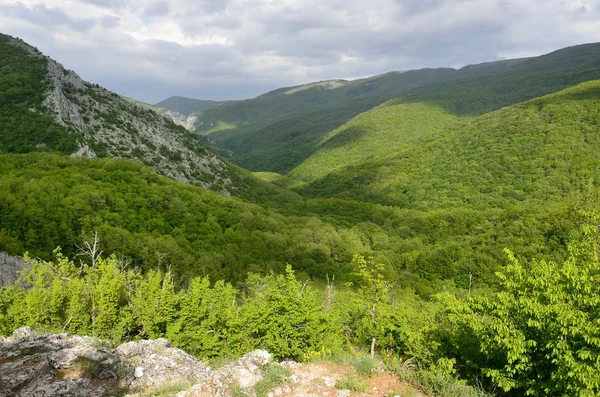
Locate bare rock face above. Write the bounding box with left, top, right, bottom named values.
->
left=0, top=251, right=26, bottom=287
left=116, top=338, right=210, bottom=391
left=0, top=327, right=123, bottom=397
left=178, top=350, right=271, bottom=397
left=0, top=328, right=210, bottom=397
left=5, top=35, right=236, bottom=194
left=163, top=110, right=200, bottom=131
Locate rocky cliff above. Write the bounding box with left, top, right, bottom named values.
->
left=0, top=252, right=26, bottom=287
left=3, top=34, right=238, bottom=193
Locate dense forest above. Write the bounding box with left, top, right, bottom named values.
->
left=2, top=32, right=600, bottom=396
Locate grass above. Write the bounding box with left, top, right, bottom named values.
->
left=335, top=374, right=369, bottom=392
left=140, top=381, right=194, bottom=396
left=351, top=354, right=381, bottom=377
left=253, top=362, right=291, bottom=397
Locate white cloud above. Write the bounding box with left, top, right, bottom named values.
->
left=1, top=0, right=599, bottom=102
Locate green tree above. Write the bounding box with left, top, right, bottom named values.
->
left=352, top=254, right=392, bottom=357
left=439, top=221, right=600, bottom=396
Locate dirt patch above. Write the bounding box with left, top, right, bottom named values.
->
left=273, top=361, right=428, bottom=397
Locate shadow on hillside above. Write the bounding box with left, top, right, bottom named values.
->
left=319, top=126, right=370, bottom=150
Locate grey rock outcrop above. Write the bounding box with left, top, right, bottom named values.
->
left=117, top=338, right=210, bottom=391
left=0, top=327, right=122, bottom=397
left=0, top=328, right=210, bottom=397
left=0, top=252, right=27, bottom=287
left=178, top=350, right=271, bottom=397
left=5, top=35, right=236, bottom=194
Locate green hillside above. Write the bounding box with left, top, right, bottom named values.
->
left=0, top=33, right=293, bottom=201
left=154, top=96, right=231, bottom=116
left=195, top=69, right=459, bottom=173
left=196, top=43, right=600, bottom=174
left=292, top=81, right=600, bottom=210
left=0, top=153, right=365, bottom=283
left=0, top=35, right=79, bottom=154
left=288, top=101, right=461, bottom=186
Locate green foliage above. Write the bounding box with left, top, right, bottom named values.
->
left=292, top=81, right=600, bottom=209
left=239, top=265, right=341, bottom=360
left=289, top=101, right=460, bottom=188
left=351, top=254, right=392, bottom=356
left=254, top=363, right=291, bottom=397
left=0, top=35, right=79, bottom=154
left=436, top=217, right=600, bottom=396
left=200, top=42, right=600, bottom=175
left=335, top=374, right=369, bottom=392
left=0, top=153, right=367, bottom=283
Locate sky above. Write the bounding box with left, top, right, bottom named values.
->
left=1, top=0, right=599, bottom=104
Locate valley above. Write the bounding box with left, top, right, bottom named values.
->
left=1, top=32, right=600, bottom=396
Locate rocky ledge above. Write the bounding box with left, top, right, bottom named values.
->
left=0, top=327, right=272, bottom=397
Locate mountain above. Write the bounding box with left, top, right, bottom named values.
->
left=291, top=80, right=600, bottom=209
left=194, top=69, right=459, bottom=173
left=0, top=34, right=246, bottom=194
left=198, top=43, right=600, bottom=174
left=154, top=96, right=231, bottom=116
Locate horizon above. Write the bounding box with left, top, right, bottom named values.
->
left=1, top=0, right=599, bottom=103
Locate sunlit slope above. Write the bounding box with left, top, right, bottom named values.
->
left=288, top=101, right=461, bottom=187
left=197, top=43, right=600, bottom=174
left=292, top=81, right=600, bottom=209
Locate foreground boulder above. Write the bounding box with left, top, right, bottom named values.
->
left=178, top=350, right=271, bottom=397
left=0, top=327, right=209, bottom=396
left=117, top=338, right=210, bottom=391
left=0, top=327, right=122, bottom=396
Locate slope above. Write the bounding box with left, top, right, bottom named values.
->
left=0, top=33, right=250, bottom=195
left=288, top=101, right=462, bottom=186
left=196, top=43, right=600, bottom=174
left=195, top=68, right=459, bottom=173
left=292, top=80, right=600, bottom=209
left=154, top=96, right=231, bottom=116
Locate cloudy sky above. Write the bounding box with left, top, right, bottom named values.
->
left=1, top=0, right=599, bottom=103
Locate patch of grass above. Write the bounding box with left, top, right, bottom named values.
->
left=231, top=384, right=252, bottom=397
left=254, top=362, right=291, bottom=397
left=73, top=357, right=104, bottom=379
left=207, top=356, right=235, bottom=370
left=351, top=355, right=380, bottom=377
left=410, top=371, right=490, bottom=397
left=141, top=381, right=194, bottom=396
left=335, top=374, right=369, bottom=392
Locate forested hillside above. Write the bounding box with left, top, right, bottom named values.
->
left=3, top=32, right=600, bottom=396
left=0, top=34, right=258, bottom=194
left=291, top=81, right=600, bottom=209
left=197, top=43, right=600, bottom=174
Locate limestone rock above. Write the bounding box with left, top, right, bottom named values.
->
left=178, top=350, right=271, bottom=397
left=0, top=328, right=122, bottom=397
left=116, top=338, right=209, bottom=392
left=0, top=251, right=27, bottom=287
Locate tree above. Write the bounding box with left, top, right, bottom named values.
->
left=352, top=254, right=392, bottom=357
left=440, top=220, right=600, bottom=396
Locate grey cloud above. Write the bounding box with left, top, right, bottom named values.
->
left=101, top=16, right=120, bottom=28
left=2, top=2, right=97, bottom=32
left=80, top=0, right=127, bottom=9
left=144, top=1, right=169, bottom=17
left=3, top=0, right=599, bottom=103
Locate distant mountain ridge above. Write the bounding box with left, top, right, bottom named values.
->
left=195, top=42, right=600, bottom=174
left=154, top=96, right=232, bottom=116
left=290, top=80, right=600, bottom=208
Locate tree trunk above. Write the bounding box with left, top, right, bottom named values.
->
left=370, top=337, right=376, bottom=357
